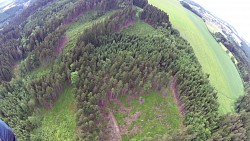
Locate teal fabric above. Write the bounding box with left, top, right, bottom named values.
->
left=0, top=120, right=16, bottom=141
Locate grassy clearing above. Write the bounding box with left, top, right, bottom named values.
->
left=122, top=19, right=157, bottom=36
left=149, top=0, right=244, bottom=113
left=27, top=66, right=52, bottom=79
left=21, top=12, right=114, bottom=79
left=21, top=12, right=115, bottom=79
left=29, top=11, right=116, bottom=140
left=65, top=11, right=115, bottom=51
left=122, top=17, right=160, bottom=36
left=114, top=89, right=182, bottom=140
left=32, top=87, right=76, bottom=141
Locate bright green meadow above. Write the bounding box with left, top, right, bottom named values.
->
left=149, top=0, right=244, bottom=113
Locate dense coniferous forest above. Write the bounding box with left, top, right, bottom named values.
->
left=180, top=1, right=202, bottom=18
left=0, top=0, right=249, bottom=140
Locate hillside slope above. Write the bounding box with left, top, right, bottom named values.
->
left=32, top=87, right=76, bottom=140
left=1, top=0, right=248, bottom=140
left=149, top=0, right=244, bottom=113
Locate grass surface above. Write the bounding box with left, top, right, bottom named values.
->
left=219, top=43, right=238, bottom=65
left=122, top=17, right=160, bottom=36
left=33, top=87, right=76, bottom=141
left=149, top=0, right=244, bottom=113
left=27, top=66, right=52, bottom=79
left=115, top=90, right=182, bottom=140
left=120, top=16, right=182, bottom=139
left=65, top=11, right=115, bottom=51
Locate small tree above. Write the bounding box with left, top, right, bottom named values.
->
left=71, top=71, right=79, bottom=85
left=143, top=80, right=152, bottom=93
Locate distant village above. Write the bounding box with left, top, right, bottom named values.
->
left=181, top=0, right=243, bottom=46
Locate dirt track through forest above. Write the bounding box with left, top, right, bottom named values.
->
left=171, top=77, right=185, bottom=115
left=108, top=111, right=122, bottom=141
left=55, top=36, right=68, bottom=54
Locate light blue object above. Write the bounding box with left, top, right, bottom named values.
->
left=0, top=119, right=17, bottom=141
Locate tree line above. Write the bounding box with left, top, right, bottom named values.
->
left=140, top=4, right=171, bottom=28
left=0, top=26, right=22, bottom=82
left=65, top=3, right=220, bottom=140
left=213, top=31, right=250, bottom=140
left=0, top=0, right=108, bottom=139
left=0, top=0, right=249, bottom=140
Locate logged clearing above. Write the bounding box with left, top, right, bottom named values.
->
left=111, top=90, right=182, bottom=140
left=32, top=87, right=76, bottom=141
left=122, top=16, right=159, bottom=36
left=65, top=11, right=115, bottom=51
left=149, top=0, right=244, bottom=113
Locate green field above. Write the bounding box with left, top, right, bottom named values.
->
left=32, top=87, right=76, bottom=141
left=149, top=0, right=244, bottom=113
left=219, top=43, right=238, bottom=65
left=114, top=90, right=182, bottom=140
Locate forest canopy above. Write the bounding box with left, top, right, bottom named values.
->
left=0, top=0, right=249, bottom=140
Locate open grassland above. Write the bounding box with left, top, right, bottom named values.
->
left=32, top=87, right=76, bottom=141
left=149, top=0, right=244, bottom=113
left=113, top=90, right=182, bottom=140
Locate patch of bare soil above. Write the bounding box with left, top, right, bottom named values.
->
left=123, top=19, right=135, bottom=29
left=100, top=98, right=129, bottom=141
left=64, top=12, right=84, bottom=25
left=120, top=111, right=141, bottom=136
left=12, top=63, right=20, bottom=77
left=101, top=91, right=145, bottom=140
left=113, top=98, right=131, bottom=114
left=161, top=88, right=168, bottom=97
left=55, top=36, right=68, bottom=55
left=105, top=96, right=142, bottom=139
left=115, top=19, right=136, bottom=32
left=171, top=76, right=186, bottom=115
left=126, top=93, right=139, bottom=105
left=106, top=111, right=122, bottom=141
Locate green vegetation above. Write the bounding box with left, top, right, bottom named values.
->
left=1, top=0, right=250, bottom=140
left=65, top=11, right=116, bottom=51
left=0, top=2, right=220, bottom=140
left=149, top=0, right=244, bottom=113
left=219, top=43, right=238, bottom=65
left=122, top=17, right=159, bottom=36
left=21, top=65, right=52, bottom=80
left=32, top=87, right=76, bottom=141
left=114, top=90, right=182, bottom=140
left=73, top=4, right=219, bottom=137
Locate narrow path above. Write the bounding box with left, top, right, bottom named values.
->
left=108, top=111, right=122, bottom=141
left=55, top=35, right=68, bottom=55
left=171, top=76, right=185, bottom=115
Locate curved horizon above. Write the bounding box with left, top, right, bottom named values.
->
left=192, top=0, right=250, bottom=43
left=0, top=0, right=14, bottom=8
